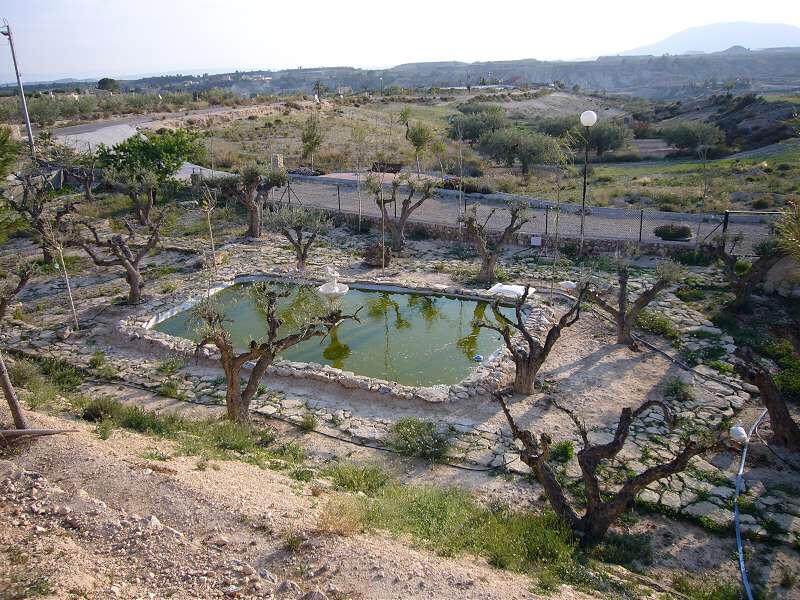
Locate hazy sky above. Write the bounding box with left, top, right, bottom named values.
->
left=1, top=0, right=800, bottom=82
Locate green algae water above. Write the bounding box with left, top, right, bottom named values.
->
left=153, top=284, right=514, bottom=386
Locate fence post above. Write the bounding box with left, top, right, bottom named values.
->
left=722, top=210, right=730, bottom=234
left=638, top=209, right=644, bottom=244
left=337, top=185, right=341, bottom=212
left=545, top=206, right=549, bottom=237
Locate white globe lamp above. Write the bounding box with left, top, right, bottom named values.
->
left=580, top=110, right=598, bottom=127
left=729, top=424, right=749, bottom=445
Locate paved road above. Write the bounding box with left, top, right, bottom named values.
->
left=48, top=114, right=775, bottom=253
left=287, top=180, right=775, bottom=252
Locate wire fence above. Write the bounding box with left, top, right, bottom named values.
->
left=275, top=177, right=780, bottom=256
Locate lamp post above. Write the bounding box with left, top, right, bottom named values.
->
left=1, top=21, right=35, bottom=156
left=579, top=110, right=597, bottom=252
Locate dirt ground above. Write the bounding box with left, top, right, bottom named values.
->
left=1, top=409, right=599, bottom=600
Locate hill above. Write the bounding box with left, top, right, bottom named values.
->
left=622, top=22, right=800, bottom=56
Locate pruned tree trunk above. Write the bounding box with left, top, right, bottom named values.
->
left=296, top=249, right=307, bottom=271
left=728, top=254, right=783, bottom=311
left=75, top=215, right=163, bottom=306
left=0, top=269, right=33, bottom=430
left=246, top=202, right=262, bottom=238
left=389, top=220, right=405, bottom=253
left=477, top=252, right=499, bottom=284
left=512, top=358, right=537, bottom=395
left=588, top=265, right=676, bottom=350
left=222, top=363, right=250, bottom=425
left=0, top=351, right=27, bottom=430
left=81, top=172, right=94, bottom=202
left=461, top=202, right=528, bottom=286
left=737, top=348, right=800, bottom=451
left=124, top=265, right=144, bottom=305
left=195, top=284, right=360, bottom=426
left=130, top=191, right=153, bottom=226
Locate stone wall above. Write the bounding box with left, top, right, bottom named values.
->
left=327, top=210, right=703, bottom=258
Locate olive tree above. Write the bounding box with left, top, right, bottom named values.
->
left=662, top=123, right=723, bottom=197
left=703, top=235, right=785, bottom=311
left=5, top=169, right=76, bottom=264
left=301, top=115, right=325, bottom=171
left=38, top=136, right=97, bottom=202
left=407, top=122, right=433, bottom=177
left=364, top=174, right=435, bottom=252
left=98, top=130, right=200, bottom=225
left=475, top=285, right=588, bottom=394
left=496, top=389, right=718, bottom=544
left=71, top=212, right=167, bottom=304
left=236, top=165, right=287, bottom=239
left=193, top=283, right=358, bottom=424
left=588, top=259, right=684, bottom=349
left=460, top=201, right=529, bottom=284
left=264, top=205, right=330, bottom=270
left=736, top=347, right=800, bottom=451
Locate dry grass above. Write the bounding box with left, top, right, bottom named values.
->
left=315, top=496, right=364, bottom=536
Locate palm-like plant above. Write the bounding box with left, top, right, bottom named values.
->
left=777, top=201, right=800, bottom=261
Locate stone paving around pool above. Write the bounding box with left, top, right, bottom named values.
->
left=4, top=231, right=800, bottom=547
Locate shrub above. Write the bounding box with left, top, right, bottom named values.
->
left=653, top=224, right=692, bottom=241
left=89, top=351, right=106, bottom=369
left=589, top=532, right=653, bottom=569
left=81, top=396, right=120, bottom=422
left=664, top=377, right=695, bottom=402
left=386, top=418, right=451, bottom=461
left=636, top=310, right=679, bottom=341
left=751, top=197, right=773, bottom=210
left=33, top=356, right=85, bottom=392
left=675, top=287, right=704, bottom=302
left=671, top=575, right=741, bottom=600
left=156, top=356, right=185, bottom=376
left=322, top=462, right=392, bottom=496
left=211, top=421, right=256, bottom=453
left=439, top=177, right=495, bottom=195
left=673, top=248, right=714, bottom=267
left=157, top=379, right=186, bottom=400
left=299, top=413, right=317, bottom=432
left=550, top=440, right=574, bottom=463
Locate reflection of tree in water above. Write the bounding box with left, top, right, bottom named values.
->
left=407, top=294, right=442, bottom=329
left=456, top=302, right=487, bottom=360
left=254, top=285, right=327, bottom=333
left=322, top=326, right=350, bottom=369
left=367, top=293, right=410, bottom=330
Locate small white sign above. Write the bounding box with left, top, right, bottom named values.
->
left=530, top=235, right=542, bottom=247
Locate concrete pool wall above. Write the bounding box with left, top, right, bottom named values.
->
left=117, top=272, right=556, bottom=403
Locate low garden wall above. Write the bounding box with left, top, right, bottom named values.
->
left=326, top=210, right=703, bottom=258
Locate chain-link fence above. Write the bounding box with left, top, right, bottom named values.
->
left=279, top=177, right=779, bottom=256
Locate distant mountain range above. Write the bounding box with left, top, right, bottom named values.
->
left=6, top=23, right=800, bottom=101
left=622, top=22, right=800, bottom=56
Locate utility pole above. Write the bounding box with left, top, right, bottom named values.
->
left=1, top=20, right=35, bottom=156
